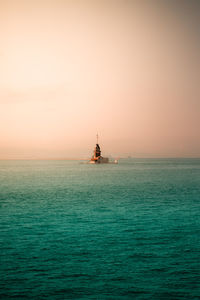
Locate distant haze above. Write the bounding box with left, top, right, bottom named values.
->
left=1, top=0, right=200, bottom=159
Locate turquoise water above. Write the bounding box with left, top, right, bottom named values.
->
left=0, top=159, right=200, bottom=299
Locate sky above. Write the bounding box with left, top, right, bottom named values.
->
left=0, top=0, right=200, bottom=159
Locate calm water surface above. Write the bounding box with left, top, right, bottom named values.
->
left=0, top=159, right=200, bottom=299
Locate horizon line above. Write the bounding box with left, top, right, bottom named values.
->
left=0, top=157, right=200, bottom=161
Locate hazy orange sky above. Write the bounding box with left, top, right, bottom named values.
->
left=0, top=0, right=200, bottom=159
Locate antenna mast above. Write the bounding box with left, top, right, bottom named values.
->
left=96, top=133, right=99, bottom=144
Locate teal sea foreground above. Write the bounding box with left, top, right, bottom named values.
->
left=0, top=159, right=200, bottom=299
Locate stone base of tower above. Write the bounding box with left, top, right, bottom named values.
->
left=90, top=156, right=109, bottom=164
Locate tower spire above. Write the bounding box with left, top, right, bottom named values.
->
left=96, top=133, right=99, bottom=144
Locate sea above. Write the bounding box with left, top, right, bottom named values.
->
left=0, top=158, right=200, bottom=299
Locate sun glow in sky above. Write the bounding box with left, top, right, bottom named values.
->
left=0, top=0, right=200, bottom=159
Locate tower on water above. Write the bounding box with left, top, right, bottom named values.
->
left=90, top=134, right=109, bottom=164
